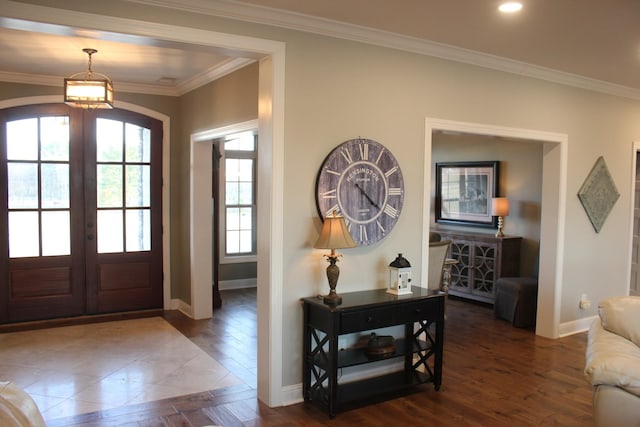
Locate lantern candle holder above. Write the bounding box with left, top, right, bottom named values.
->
left=387, top=253, right=412, bottom=295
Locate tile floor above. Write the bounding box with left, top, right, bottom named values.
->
left=0, top=316, right=245, bottom=421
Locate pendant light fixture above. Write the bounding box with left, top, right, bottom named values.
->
left=64, top=48, right=114, bottom=109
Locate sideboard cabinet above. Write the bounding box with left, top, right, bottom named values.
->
left=435, top=229, right=521, bottom=304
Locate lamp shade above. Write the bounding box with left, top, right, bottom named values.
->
left=64, top=78, right=114, bottom=109
left=314, top=213, right=357, bottom=250
left=491, top=197, right=510, bottom=217
left=64, top=48, right=114, bottom=109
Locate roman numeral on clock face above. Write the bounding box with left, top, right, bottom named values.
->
left=340, top=148, right=353, bottom=164
left=383, top=204, right=398, bottom=218
left=388, top=187, right=402, bottom=196
left=359, top=225, right=368, bottom=242
left=320, top=189, right=337, bottom=199
left=325, top=205, right=340, bottom=218
left=359, top=143, right=369, bottom=160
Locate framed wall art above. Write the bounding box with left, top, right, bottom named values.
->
left=435, top=161, right=499, bottom=228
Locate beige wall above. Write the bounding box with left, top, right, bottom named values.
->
left=176, top=62, right=259, bottom=301
left=279, top=33, right=638, bottom=386
left=6, top=0, right=640, bottom=392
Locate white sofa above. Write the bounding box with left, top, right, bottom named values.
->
left=584, top=296, right=640, bottom=427
left=0, top=381, right=45, bottom=427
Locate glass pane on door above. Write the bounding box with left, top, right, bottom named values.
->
left=8, top=211, right=39, bottom=258
left=41, top=164, right=69, bottom=209
left=42, top=211, right=70, bottom=256
left=7, top=163, right=38, bottom=209
left=125, top=165, right=150, bottom=207
left=96, top=118, right=152, bottom=254
left=126, top=209, right=150, bottom=251
left=96, top=119, right=123, bottom=162
left=41, top=117, right=70, bottom=161
left=97, top=210, right=123, bottom=253
left=6, top=118, right=38, bottom=160
left=97, top=165, right=123, bottom=207
left=6, top=116, right=71, bottom=258
left=125, top=124, right=150, bottom=162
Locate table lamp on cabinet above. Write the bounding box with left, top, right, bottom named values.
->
left=491, top=197, right=510, bottom=237
left=314, top=211, right=357, bottom=306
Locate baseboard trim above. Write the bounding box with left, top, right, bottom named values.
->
left=172, top=298, right=194, bottom=318
left=218, top=278, right=257, bottom=290
left=280, top=384, right=303, bottom=406
left=559, top=315, right=596, bottom=337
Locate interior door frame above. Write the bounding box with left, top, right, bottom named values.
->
left=424, top=117, right=568, bottom=339
left=212, top=140, right=221, bottom=309
left=627, top=141, right=640, bottom=296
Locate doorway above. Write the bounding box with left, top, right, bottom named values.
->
left=212, top=129, right=258, bottom=309
left=0, top=104, right=163, bottom=323
left=1, top=4, right=286, bottom=406
left=424, top=117, right=568, bottom=338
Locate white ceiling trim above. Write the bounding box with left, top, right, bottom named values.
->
left=127, top=0, right=640, bottom=101
left=178, top=57, right=256, bottom=95
left=0, top=70, right=178, bottom=96
left=0, top=57, right=255, bottom=97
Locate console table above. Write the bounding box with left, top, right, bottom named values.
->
left=302, top=287, right=445, bottom=417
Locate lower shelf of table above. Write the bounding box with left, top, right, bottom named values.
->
left=324, top=338, right=431, bottom=369
left=308, top=369, right=435, bottom=410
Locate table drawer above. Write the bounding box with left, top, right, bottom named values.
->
left=341, top=307, right=398, bottom=334
left=400, top=299, right=442, bottom=323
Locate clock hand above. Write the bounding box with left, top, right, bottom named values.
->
left=355, top=183, right=380, bottom=209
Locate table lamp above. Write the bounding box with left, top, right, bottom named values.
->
left=491, top=197, right=509, bottom=237
left=314, top=211, right=357, bottom=306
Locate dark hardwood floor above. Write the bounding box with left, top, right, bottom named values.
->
left=46, top=289, right=593, bottom=426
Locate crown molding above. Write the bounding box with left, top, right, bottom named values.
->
left=0, top=57, right=256, bottom=97
left=125, top=0, right=640, bottom=101
left=0, top=70, right=179, bottom=96
left=177, top=57, right=256, bottom=95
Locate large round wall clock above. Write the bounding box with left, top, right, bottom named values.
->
left=315, top=138, right=405, bottom=246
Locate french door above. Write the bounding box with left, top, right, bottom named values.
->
left=0, top=104, right=163, bottom=323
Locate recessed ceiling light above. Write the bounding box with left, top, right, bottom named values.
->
left=499, top=2, right=523, bottom=13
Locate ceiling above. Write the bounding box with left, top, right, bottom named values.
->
left=1, top=0, right=639, bottom=97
